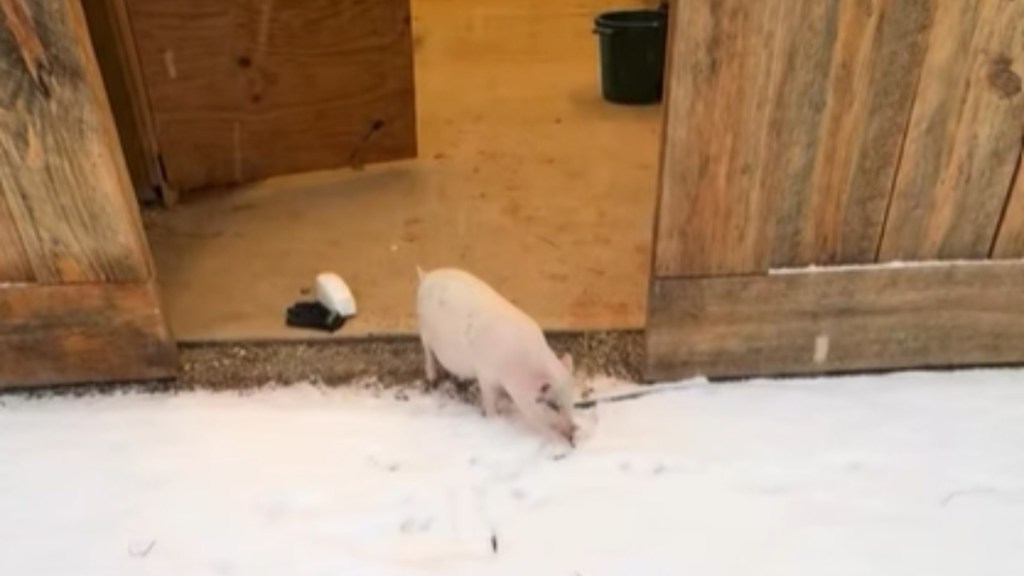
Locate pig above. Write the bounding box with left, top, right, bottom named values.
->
left=415, top=266, right=578, bottom=444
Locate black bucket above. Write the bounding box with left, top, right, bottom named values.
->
left=593, top=7, right=668, bottom=105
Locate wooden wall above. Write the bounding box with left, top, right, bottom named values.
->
left=648, top=0, right=1024, bottom=380
left=0, top=0, right=177, bottom=387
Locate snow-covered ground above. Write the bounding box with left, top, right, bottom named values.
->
left=2, top=369, right=1024, bottom=575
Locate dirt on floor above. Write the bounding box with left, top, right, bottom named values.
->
left=178, top=330, right=645, bottom=390
left=6, top=331, right=645, bottom=402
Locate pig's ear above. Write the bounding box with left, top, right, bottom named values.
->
left=560, top=353, right=574, bottom=373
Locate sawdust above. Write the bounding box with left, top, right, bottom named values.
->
left=5, top=331, right=645, bottom=401
left=179, top=331, right=643, bottom=390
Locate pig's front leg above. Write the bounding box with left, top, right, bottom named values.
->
left=421, top=337, right=438, bottom=383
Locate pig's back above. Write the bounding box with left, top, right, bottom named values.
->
left=416, top=268, right=542, bottom=379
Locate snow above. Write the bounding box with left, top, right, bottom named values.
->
left=3, top=369, right=1024, bottom=575
left=768, top=257, right=1024, bottom=275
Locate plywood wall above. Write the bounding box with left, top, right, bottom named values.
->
left=121, top=0, right=418, bottom=192
left=653, top=0, right=1024, bottom=278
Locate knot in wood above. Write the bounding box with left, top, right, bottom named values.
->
left=988, top=55, right=1022, bottom=99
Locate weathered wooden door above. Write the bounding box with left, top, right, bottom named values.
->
left=116, top=0, right=418, bottom=193
left=1, top=0, right=177, bottom=387
left=647, top=0, right=1024, bottom=380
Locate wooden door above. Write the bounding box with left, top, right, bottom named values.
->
left=118, top=0, right=418, bottom=193
left=0, top=0, right=177, bottom=388
left=647, top=0, right=1024, bottom=380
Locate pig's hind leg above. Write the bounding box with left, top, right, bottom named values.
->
left=420, top=336, right=438, bottom=383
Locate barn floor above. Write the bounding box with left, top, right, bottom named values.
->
left=4, top=369, right=1024, bottom=575
left=144, top=0, right=661, bottom=342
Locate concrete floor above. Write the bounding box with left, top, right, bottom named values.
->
left=145, top=0, right=662, bottom=342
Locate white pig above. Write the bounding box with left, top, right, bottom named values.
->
left=415, top=266, right=577, bottom=444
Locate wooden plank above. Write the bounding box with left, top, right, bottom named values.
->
left=80, top=0, right=164, bottom=203
left=879, top=0, right=1024, bottom=261
left=0, top=0, right=151, bottom=283
left=646, top=261, right=1024, bottom=381
left=992, top=151, right=1024, bottom=258
left=124, top=0, right=418, bottom=192
left=654, top=0, right=933, bottom=277
left=782, top=0, right=934, bottom=267
left=0, top=194, right=32, bottom=282
left=654, top=0, right=787, bottom=277
left=0, top=281, right=178, bottom=388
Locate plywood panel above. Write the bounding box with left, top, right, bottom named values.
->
left=126, top=0, right=417, bottom=192
left=0, top=281, right=178, bottom=388
left=654, top=0, right=933, bottom=277
left=992, top=152, right=1024, bottom=258
left=0, top=0, right=151, bottom=283
left=879, top=0, right=1024, bottom=261
left=646, top=261, right=1024, bottom=381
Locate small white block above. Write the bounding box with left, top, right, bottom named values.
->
left=813, top=334, right=830, bottom=364
left=315, top=272, right=357, bottom=318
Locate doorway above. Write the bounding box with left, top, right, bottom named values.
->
left=99, top=0, right=664, bottom=342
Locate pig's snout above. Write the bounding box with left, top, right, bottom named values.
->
left=556, top=419, right=578, bottom=446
